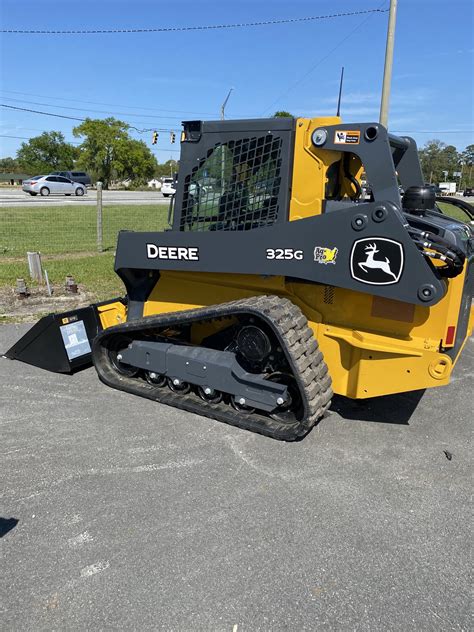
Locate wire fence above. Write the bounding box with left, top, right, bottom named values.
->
left=0, top=189, right=170, bottom=305
left=0, top=192, right=169, bottom=259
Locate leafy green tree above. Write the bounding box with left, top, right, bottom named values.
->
left=273, top=111, right=294, bottom=118
left=418, top=140, right=461, bottom=183
left=154, top=159, right=179, bottom=179
left=16, top=131, right=78, bottom=173
left=0, top=156, right=20, bottom=172
left=115, top=138, right=158, bottom=184
left=73, top=118, right=158, bottom=188
left=73, top=118, right=130, bottom=188
left=461, top=144, right=474, bottom=186
left=462, top=144, right=474, bottom=165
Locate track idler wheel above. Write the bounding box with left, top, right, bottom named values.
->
left=108, top=336, right=139, bottom=377
left=266, top=372, right=304, bottom=424
left=230, top=395, right=255, bottom=414
left=167, top=377, right=191, bottom=394
left=145, top=371, right=167, bottom=387
left=197, top=386, right=223, bottom=404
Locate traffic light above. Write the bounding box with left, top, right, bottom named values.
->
left=170, top=132, right=176, bottom=144
left=152, top=131, right=158, bottom=145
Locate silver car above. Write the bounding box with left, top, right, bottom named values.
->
left=22, top=175, right=87, bottom=197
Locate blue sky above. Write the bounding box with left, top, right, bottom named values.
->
left=1, top=0, right=473, bottom=162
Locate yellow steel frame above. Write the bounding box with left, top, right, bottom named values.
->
left=97, top=117, right=472, bottom=400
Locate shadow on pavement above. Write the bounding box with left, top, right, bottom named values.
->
left=0, top=517, right=19, bottom=538
left=330, top=389, right=426, bottom=425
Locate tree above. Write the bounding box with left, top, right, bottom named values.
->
left=462, top=144, right=474, bottom=165
left=273, top=111, right=294, bottom=118
left=0, top=157, right=20, bottom=172
left=16, top=131, right=78, bottom=173
left=73, top=118, right=157, bottom=188
left=73, top=118, right=129, bottom=188
left=115, top=138, right=157, bottom=184
left=418, top=140, right=461, bottom=184
left=461, top=144, right=474, bottom=187
left=154, top=159, right=179, bottom=179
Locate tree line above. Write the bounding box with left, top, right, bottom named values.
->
left=0, top=118, right=177, bottom=189
left=1, top=115, right=473, bottom=189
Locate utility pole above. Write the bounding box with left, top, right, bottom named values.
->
left=379, top=0, right=398, bottom=129
left=221, top=88, right=233, bottom=120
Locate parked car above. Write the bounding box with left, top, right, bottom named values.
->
left=463, top=187, right=473, bottom=197
left=51, top=171, right=92, bottom=187
left=22, top=175, right=87, bottom=197
left=161, top=177, right=176, bottom=197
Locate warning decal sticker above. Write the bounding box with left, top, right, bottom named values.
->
left=334, top=130, right=360, bottom=144
left=60, top=320, right=91, bottom=360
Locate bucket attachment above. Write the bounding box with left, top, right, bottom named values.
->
left=4, top=305, right=102, bottom=373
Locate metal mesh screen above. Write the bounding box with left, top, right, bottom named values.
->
left=179, top=135, right=283, bottom=231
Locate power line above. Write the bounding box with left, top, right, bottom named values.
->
left=0, top=133, right=81, bottom=144
left=1, top=9, right=388, bottom=35
left=261, top=2, right=388, bottom=115
left=0, top=89, right=225, bottom=117
left=0, top=96, right=203, bottom=122
left=1, top=103, right=84, bottom=121
left=0, top=104, right=177, bottom=134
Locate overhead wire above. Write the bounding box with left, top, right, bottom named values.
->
left=1, top=9, right=389, bottom=35
left=261, top=1, right=388, bottom=115
left=0, top=89, right=226, bottom=117
left=0, top=104, right=176, bottom=134
left=0, top=96, right=206, bottom=122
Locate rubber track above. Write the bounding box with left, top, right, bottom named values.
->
left=92, top=295, right=333, bottom=441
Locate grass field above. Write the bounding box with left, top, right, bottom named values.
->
left=0, top=204, right=169, bottom=303
left=0, top=204, right=169, bottom=257
left=436, top=202, right=472, bottom=223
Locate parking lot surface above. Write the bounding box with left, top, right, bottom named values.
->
left=1, top=323, right=472, bottom=631
left=0, top=187, right=170, bottom=207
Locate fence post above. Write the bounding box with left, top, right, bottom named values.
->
left=97, top=181, right=103, bottom=253
left=27, top=251, right=43, bottom=283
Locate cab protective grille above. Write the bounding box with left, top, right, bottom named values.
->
left=179, top=135, right=283, bottom=232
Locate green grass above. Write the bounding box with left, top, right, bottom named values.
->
left=0, top=253, right=123, bottom=302
left=0, top=204, right=169, bottom=257
left=0, top=204, right=169, bottom=301
left=436, top=202, right=472, bottom=224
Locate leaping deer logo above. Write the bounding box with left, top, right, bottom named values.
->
left=358, top=243, right=397, bottom=280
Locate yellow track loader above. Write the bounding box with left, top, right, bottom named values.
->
left=6, top=117, right=473, bottom=440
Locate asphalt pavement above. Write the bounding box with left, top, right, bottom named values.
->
left=0, top=187, right=170, bottom=207
left=1, top=323, right=472, bottom=631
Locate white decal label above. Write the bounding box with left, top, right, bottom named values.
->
left=266, top=248, right=304, bottom=260
left=334, top=130, right=360, bottom=145
left=146, top=244, right=199, bottom=261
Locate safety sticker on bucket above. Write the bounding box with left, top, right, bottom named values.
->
left=59, top=320, right=91, bottom=360
left=334, top=130, right=360, bottom=144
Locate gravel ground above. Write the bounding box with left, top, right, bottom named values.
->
left=1, top=323, right=472, bottom=631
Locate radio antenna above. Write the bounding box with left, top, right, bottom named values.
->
left=336, top=66, right=344, bottom=117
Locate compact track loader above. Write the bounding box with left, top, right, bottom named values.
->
left=7, top=117, right=473, bottom=440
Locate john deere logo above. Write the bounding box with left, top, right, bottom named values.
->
left=350, top=238, right=404, bottom=285
left=314, top=246, right=338, bottom=265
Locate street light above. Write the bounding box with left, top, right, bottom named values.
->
left=221, top=88, right=234, bottom=120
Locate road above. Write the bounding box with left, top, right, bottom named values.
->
left=1, top=322, right=471, bottom=630
left=0, top=187, right=170, bottom=207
